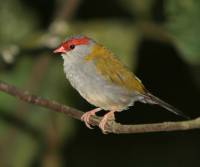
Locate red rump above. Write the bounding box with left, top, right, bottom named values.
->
left=54, top=36, right=89, bottom=53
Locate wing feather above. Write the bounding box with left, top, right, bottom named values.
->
left=84, top=44, right=145, bottom=93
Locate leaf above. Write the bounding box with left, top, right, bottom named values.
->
left=118, top=0, right=155, bottom=19
left=0, top=0, right=38, bottom=45
left=0, top=121, right=38, bottom=167
left=0, top=57, right=33, bottom=111
left=165, top=0, right=200, bottom=64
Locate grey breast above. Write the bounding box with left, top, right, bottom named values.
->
left=62, top=53, right=137, bottom=111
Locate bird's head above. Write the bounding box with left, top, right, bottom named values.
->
left=54, top=35, right=94, bottom=59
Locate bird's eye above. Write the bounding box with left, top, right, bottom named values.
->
left=69, top=44, right=75, bottom=50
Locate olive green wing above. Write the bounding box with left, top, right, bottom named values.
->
left=84, top=44, right=145, bottom=94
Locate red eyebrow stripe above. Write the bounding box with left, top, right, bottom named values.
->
left=69, top=37, right=89, bottom=45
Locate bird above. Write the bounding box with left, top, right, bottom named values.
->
left=53, top=35, right=189, bottom=133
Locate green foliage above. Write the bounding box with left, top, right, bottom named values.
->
left=0, top=57, right=32, bottom=110
left=0, top=0, right=200, bottom=166
left=0, top=56, right=75, bottom=165
left=0, top=0, right=38, bottom=45
left=118, top=0, right=155, bottom=19
left=165, top=0, right=200, bottom=64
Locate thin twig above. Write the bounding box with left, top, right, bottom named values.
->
left=0, top=80, right=199, bottom=134
left=138, top=22, right=172, bottom=43
left=54, top=0, right=81, bottom=21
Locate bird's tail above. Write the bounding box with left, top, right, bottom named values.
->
left=142, top=92, right=189, bottom=119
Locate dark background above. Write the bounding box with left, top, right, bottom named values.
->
left=0, top=0, right=200, bottom=166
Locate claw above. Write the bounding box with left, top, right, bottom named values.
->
left=99, top=110, right=116, bottom=134
left=81, top=108, right=101, bottom=129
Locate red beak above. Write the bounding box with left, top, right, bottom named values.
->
left=53, top=46, right=66, bottom=53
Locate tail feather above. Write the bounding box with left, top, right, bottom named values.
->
left=143, top=93, right=190, bottom=119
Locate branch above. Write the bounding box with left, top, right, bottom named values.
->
left=0, top=80, right=199, bottom=134
left=54, top=0, right=81, bottom=21
left=138, top=22, right=173, bottom=43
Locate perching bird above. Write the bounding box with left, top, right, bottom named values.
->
left=54, top=35, right=188, bottom=133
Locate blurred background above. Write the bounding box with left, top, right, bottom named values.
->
left=0, top=0, right=200, bottom=166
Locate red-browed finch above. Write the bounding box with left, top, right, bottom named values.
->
left=54, top=35, right=189, bottom=133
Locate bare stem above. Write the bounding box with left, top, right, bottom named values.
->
left=0, top=80, right=199, bottom=134
left=54, top=0, right=81, bottom=21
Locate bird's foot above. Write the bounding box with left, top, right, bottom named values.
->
left=81, top=108, right=102, bottom=129
left=99, top=110, right=116, bottom=134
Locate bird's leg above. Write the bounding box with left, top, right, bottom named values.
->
left=81, top=108, right=102, bottom=129
left=99, top=110, right=116, bottom=134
